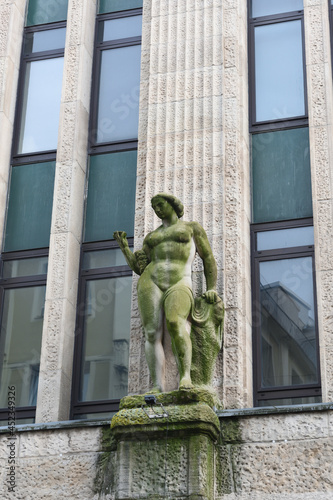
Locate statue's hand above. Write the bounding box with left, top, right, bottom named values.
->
left=202, top=289, right=218, bottom=304
left=134, top=250, right=149, bottom=274
left=113, top=231, right=128, bottom=249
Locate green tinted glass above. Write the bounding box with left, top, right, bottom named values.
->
left=84, top=151, right=137, bottom=242
left=26, top=0, right=68, bottom=26
left=99, top=0, right=142, bottom=14
left=252, top=128, right=312, bottom=223
left=0, top=286, right=45, bottom=408
left=5, top=162, right=55, bottom=251
left=79, top=276, right=132, bottom=401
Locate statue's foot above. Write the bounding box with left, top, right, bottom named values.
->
left=179, top=377, right=193, bottom=390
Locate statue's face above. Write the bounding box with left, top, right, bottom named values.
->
left=151, top=197, right=174, bottom=219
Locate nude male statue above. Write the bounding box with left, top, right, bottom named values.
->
left=114, top=193, right=218, bottom=392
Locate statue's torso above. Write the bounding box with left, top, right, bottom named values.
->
left=141, top=221, right=196, bottom=292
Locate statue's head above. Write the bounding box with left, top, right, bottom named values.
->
left=151, top=193, right=184, bottom=219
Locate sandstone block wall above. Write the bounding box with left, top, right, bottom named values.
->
left=1, top=408, right=332, bottom=499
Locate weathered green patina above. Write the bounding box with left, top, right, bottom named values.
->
left=114, top=193, right=224, bottom=394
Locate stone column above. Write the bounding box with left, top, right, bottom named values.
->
left=35, top=0, right=96, bottom=422
left=130, top=0, right=248, bottom=402
left=221, top=0, right=251, bottom=408
left=0, top=0, right=25, bottom=247
left=304, top=0, right=333, bottom=402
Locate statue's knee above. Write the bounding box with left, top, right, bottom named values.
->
left=145, top=329, right=156, bottom=343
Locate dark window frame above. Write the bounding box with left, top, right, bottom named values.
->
left=88, top=8, right=142, bottom=155
left=71, top=239, right=133, bottom=419
left=11, top=21, right=66, bottom=166
left=248, top=4, right=308, bottom=133
left=0, top=248, right=48, bottom=422
left=251, top=218, right=321, bottom=406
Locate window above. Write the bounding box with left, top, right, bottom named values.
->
left=71, top=242, right=132, bottom=419
left=12, top=23, right=66, bottom=163
left=249, top=0, right=307, bottom=131
left=0, top=252, right=48, bottom=424
left=251, top=220, right=321, bottom=406
left=249, top=1, right=321, bottom=406
left=71, top=5, right=142, bottom=418
left=89, top=8, right=142, bottom=152
left=5, top=162, right=56, bottom=252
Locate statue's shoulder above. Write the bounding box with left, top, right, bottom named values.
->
left=143, top=225, right=163, bottom=247
left=186, top=220, right=204, bottom=233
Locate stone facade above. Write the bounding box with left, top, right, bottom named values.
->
left=0, top=0, right=332, bottom=498
left=1, top=405, right=333, bottom=499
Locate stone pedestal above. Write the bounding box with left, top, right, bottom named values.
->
left=111, top=390, right=220, bottom=500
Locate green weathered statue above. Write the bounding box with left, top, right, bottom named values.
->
left=114, top=193, right=224, bottom=393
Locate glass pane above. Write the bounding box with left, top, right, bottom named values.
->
left=82, top=249, right=127, bottom=270
left=252, top=128, right=312, bottom=223
left=24, top=28, right=66, bottom=54
left=99, top=0, right=142, bottom=14
left=26, top=0, right=68, bottom=26
left=96, top=45, right=141, bottom=143
left=259, top=257, right=318, bottom=389
left=0, top=418, right=35, bottom=426
left=257, top=227, right=314, bottom=251
left=5, top=162, right=55, bottom=252
left=257, top=396, right=321, bottom=407
left=73, top=412, right=116, bottom=420
left=18, top=57, right=64, bottom=154
left=252, top=0, right=303, bottom=17
left=3, top=257, right=48, bottom=278
left=0, top=286, right=45, bottom=408
left=100, top=16, right=142, bottom=42
left=85, top=151, right=137, bottom=242
left=254, top=20, right=305, bottom=122
left=79, top=276, right=132, bottom=401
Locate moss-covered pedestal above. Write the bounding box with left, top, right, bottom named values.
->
left=111, top=389, right=220, bottom=500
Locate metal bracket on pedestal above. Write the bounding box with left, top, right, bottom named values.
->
left=142, top=394, right=169, bottom=419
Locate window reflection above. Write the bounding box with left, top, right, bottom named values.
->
left=254, top=20, right=305, bottom=122
left=0, top=286, right=45, bottom=408
left=79, top=276, right=132, bottom=402
left=24, top=27, right=66, bottom=54
left=96, top=45, right=141, bottom=143
left=101, top=15, right=142, bottom=42
left=18, top=57, right=64, bottom=154
left=252, top=0, right=303, bottom=18
left=260, top=257, right=318, bottom=388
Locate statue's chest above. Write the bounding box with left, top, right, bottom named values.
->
left=147, top=225, right=192, bottom=248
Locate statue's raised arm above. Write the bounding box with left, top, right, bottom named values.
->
left=113, top=231, right=149, bottom=275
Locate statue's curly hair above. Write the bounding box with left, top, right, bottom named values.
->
left=151, top=193, right=184, bottom=218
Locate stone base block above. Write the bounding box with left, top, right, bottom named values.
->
left=111, top=390, right=220, bottom=499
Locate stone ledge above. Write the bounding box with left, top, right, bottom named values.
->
left=217, top=402, right=333, bottom=418
left=112, top=401, right=220, bottom=442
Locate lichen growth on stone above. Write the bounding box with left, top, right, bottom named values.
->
left=93, top=426, right=117, bottom=497
left=120, top=386, right=222, bottom=411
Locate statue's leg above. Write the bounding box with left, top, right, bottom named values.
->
left=137, top=277, right=165, bottom=392
left=164, top=290, right=192, bottom=388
